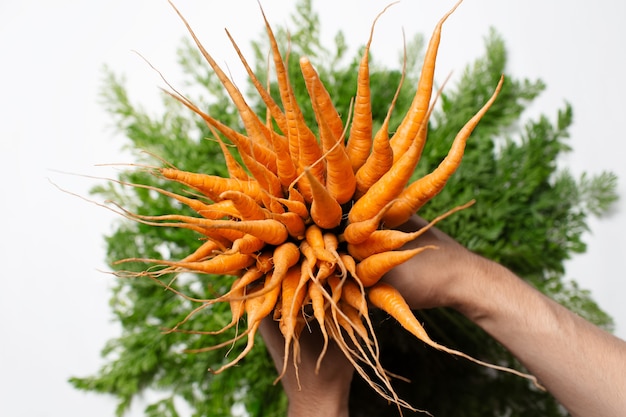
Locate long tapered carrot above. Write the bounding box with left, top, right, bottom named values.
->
left=307, top=276, right=330, bottom=373
left=160, top=168, right=264, bottom=203
left=389, top=0, right=463, bottom=161
left=163, top=89, right=278, bottom=174
left=354, top=28, right=407, bottom=198
left=276, top=265, right=308, bottom=384
left=268, top=122, right=299, bottom=188
left=348, top=66, right=448, bottom=224
left=345, top=2, right=398, bottom=172
left=299, top=56, right=344, bottom=143
left=349, top=200, right=475, bottom=260
left=383, top=76, right=504, bottom=227
left=302, top=57, right=356, bottom=204
left=355, top=246, right=438, bottom=287
left=210, top=274, right=282, bottom=374
left=259, top=5, right=325, bottom=186
left=116, top=179, right=239, bottom=220
left=203, top=218, right=288, bottom=246
left=213, top=132, right=250, bottom=182
left=224, top=28, right=288, bottom=136
left=238, top=144, right=284, bottom=198
left=367, top=281, right=541, bottom=386
left=116, top=252, right=254, bottom=276
left=169, top=0, right=275, bottom=150
left=347, top=131, right=422, bottom=224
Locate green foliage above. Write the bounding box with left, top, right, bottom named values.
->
left=71, top=1, right=617, bottom=416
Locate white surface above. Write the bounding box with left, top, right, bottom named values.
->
left=1, top=1, right=624, bottom=415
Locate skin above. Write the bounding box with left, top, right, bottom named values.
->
left=261, top=216, right=626, bottom=417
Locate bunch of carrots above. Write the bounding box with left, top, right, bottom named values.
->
left=111, top=0, right=537, bottom=412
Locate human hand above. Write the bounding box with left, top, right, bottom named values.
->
left=259, top=317, right=353, bottom=417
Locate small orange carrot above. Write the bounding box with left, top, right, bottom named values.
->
left=305, top=224, right=338, bottom=264
left=246, top=241, right=301, bottom=300
left=354, top=32, right=406, bottom=198
left=312, top=92, right=356, bottom=204
left=341, top=199, right=396, bottom=245
left=304, top=168, right=343, bottom=230
left=259, top=5, right=324, bottom=185
left=219, top=190, right=267, bottom=221
left=225, top=234, right=266, bottom=255
left=355, top=246, right=437, bottom=287
left=169, top=1, right=275, bottom=150
left=347, top=132, right=421, bottom=224
left=268, top=211, right=306, bottom=240
left=238, top=146, right=284, bottom=198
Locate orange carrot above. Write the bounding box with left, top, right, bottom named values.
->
left=162, top=88, right=278, bottom=175
left=349, top=200, right=474, bottom=259
left=345, top=3, right=397, bottom=171
left=341, top=199, right=396, bottom=245
left=268, top=123, right=299, bottom=188
left=116, top=252, right=254, bottom=276
left=203, top=218, right=288, bottom=246
left=305, top=224, right=338, bottom=264
left=213, top=132, right=250, bottom=182
left=304, top=168, right=343, bottom=230
left=169, top=1, right=274, bottom=150
left=259, top=5, right=325, bottom=186
left=160, top=168, right=264, bottom=203
left=112, top=179, right=238, bottom=220
left=347, top=132, right=421, bottom=224
left=307, top=276, right=331, bottom=372
left=238, top=145, right=283, bottom=198
left=305, top=68, right=356, bottom=204
left=268, top=211, right=306, bottom=240
left=367, top=281, right=540, bottom=385
left=219, top=190, right=267, bottom=221
left=299, top=56, right=344, bottom=144
left=245, top=241, right=300, bottom=300
left=354, top=29, right=406, bottom=198
left=210, top=273, right=282, bottom=374
left=389, top=0, right=463, bottom=161
left=224, top=28, right=288, bottom=136
left=276, top=265, right=308, bottom=384
left=355, top=246, right=437, bottom=287
left=225, top=234, right=266, bottom=255
left=383, top=76, right=504, bottom=227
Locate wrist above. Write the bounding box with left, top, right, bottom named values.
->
left=446, top=252, right=512, bottom=322
left=286, top=383, right=350, bottom=417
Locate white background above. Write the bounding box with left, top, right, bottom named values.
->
left=1, top=1, right=624, bottom=415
